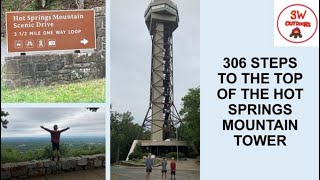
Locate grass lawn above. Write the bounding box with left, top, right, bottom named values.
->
left=1, top=78, right=106, bottom=103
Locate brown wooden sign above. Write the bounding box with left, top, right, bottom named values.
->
left=6, top=10, right=96, bottom=53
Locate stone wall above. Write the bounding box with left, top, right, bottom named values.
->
left=94, top=7, right=106, bottom=54
left=4, top=52, right=105, bottom=88
left=3, top=7, right=106, bottom=88
left=1, top=154, right=105, bottom=180
left=1, top=10, right=5, bottom=37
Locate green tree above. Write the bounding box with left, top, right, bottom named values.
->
left=1, top=109, right=9, bottom=129
left=179, top=87, right=200, bottom=154
left=111, top=111, right=145, bottom=163
left=86, top=107, right=99, bottom=112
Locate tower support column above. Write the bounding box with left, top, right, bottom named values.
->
left=151, top=23, right=165, bottom=141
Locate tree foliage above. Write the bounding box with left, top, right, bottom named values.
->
left=1, top=109, right=9, bottom=129
left=128, top=144, right=144, bottom=160
left=1, top=143, right=104, bottom=164
left=110, top=111, right=149, bottom=163
left=86, top=107, right=99, bottom=112
left=179, top=87, right=200, bottom=154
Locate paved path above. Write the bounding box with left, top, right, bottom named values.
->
left=28, top=169, right=105, bottom=180
left=112, top=159, right=200, bottom=180
left=111, top=166, right=200, bottom=180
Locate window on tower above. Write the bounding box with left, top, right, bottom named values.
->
left=151, top=4, right=165, bottom=10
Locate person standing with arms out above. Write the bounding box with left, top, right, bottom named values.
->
left=41, top=125, right=70, bottom=161
left=170, top=157, right=177, bottom=180
left=146, top=153, right=153, bottom=180
left=162, top=157, right=168, bottom=180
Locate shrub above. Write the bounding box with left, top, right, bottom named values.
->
left=1, top=143, right=105, bottom=163
left=42, top=143, right=69, bottom=158
left=1, top=148, right=45, bottom=163
left=166, top=152, right=185, bottom=159
left=129, top=151, right=143, bottom=160
left=188, top=151, right=198, bottom=159
left=128, top=144, right=144, bottom=160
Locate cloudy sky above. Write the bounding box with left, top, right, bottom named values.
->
left=1, top=108, right=106, bottom=138
left=110, top=0, right=200, bottom=123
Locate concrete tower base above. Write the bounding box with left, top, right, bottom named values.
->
left=126, top=140, right=188, bottom=161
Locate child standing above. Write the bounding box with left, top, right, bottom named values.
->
left=41, top=125, right=70, bottom=161
left=161, top=157, right=168, bottom=180
left=170, top=157, right=176, bottom=180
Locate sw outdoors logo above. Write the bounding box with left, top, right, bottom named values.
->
left=275, top=1, right=319, bottom=46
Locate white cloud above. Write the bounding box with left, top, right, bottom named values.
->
left=1, top=108, right=106, bottom=138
